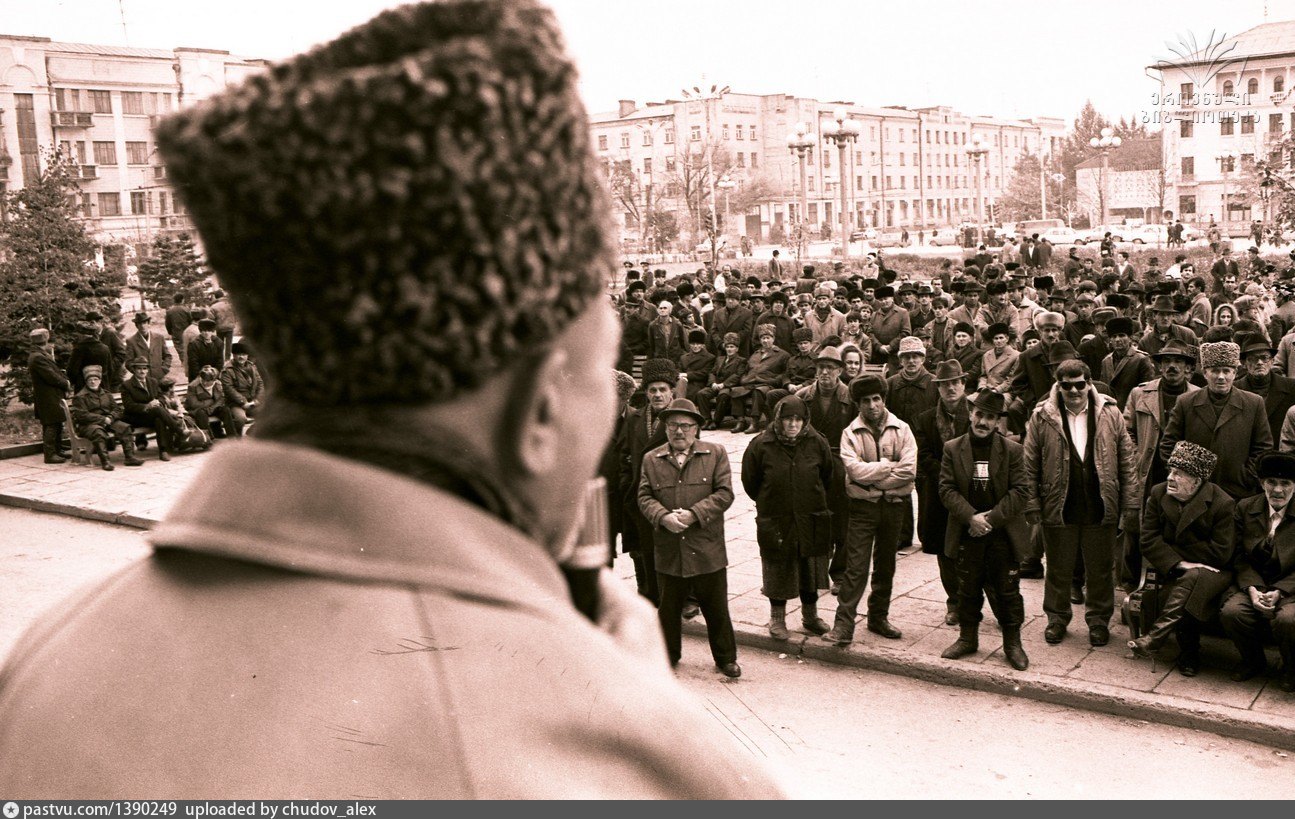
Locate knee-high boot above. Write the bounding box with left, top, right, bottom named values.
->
left=93, top=442, right=114, bottom=471
left=1129, top=581, right=1192, bottom=656
left=121, top=434, right=144, bottom=467
left=42, top=425, right=68, bottom=464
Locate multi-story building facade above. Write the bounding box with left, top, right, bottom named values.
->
left=1075, top=136, right=1165, bottom=227
left=1155, top=21, right=1295, bottom=235
left=590, top=92, right=1065, bottom=249
left=0, top=34, right=266, bottom=244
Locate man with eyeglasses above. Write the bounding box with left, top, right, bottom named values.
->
left=638, top=398, right=739, bottom=677
left=1023, top=359, right=1138, bottom=648
left=1236, top=336, right=1295, bottom=448
left=1161, top=341, right=1272, bottom=502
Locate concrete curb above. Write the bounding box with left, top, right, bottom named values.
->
left=0, top=443, right=42, bottom=460
left=0, top=493, right=158, bottom=530
left=10, top=488, right=1295, bottom=751
left=684, top=619, right=1295, bottom=752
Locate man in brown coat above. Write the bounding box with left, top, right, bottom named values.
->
left=0, top=1, right=783, bottom=799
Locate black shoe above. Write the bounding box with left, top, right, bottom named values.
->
left=1070, top=585, right=1085, bottom=605
left=718, top=662, right=742, bottom=679
left=1018, top=561, right=1044, bottom=579
left=43, top=453, right=69, bottom=464
left=158, top=450, right=171, bottom=462
left=1177, top=654, right=1200, bottom=678
left=944, top=609, right=960, bottom=626
left=730, top=419, right=748, bottom=434
left=1089, top=624, right=1109, bottom=647
left=867, top=618, right=903, bottom=639
left=681, top=602, right=700, bottom=620
left=1231, top=661, right=1268, bottom=682
left=1279, top=674, right=1295, bottom=693
left=829, top=581, right=840, bottom=596
left=100, top=460, right=114, bottom=472
left=1044, top=622, right=1066, bottom=644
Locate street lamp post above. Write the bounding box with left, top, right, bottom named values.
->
left=823, top=108, right=862, bottom=261
left=1217, top=148, right=1239, bottom=231
left=1088, top=127, right=1122, bottom=228
left=786, top=122, right=815, bottom=266
left=1051, top=172, right=1068, bottom=227
left=964, top=135, right=989, bottom=247
left=681, top=83, right=730, bottom=265
left=716, top=176, right=736, bottom=252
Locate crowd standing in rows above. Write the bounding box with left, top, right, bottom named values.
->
left=27, top=288, right=263, bottom=471
left=610, top=240, right=1295, bottom=686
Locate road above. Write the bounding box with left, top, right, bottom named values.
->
left=674, top=635, right=1295, bottom=799
left=4, top=506, right=1294, bottom=800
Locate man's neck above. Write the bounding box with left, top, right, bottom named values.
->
left=1161, top=378, right=1187, bottom=396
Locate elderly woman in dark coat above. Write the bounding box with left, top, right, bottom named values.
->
left=1128, top=441, right=1236, bottom=677
left=741, top=395, right=835, bottom=640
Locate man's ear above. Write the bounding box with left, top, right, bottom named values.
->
left=509, top=346, right=568, bottom=478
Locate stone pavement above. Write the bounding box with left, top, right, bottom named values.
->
left=4, top=432, right=1295, bottom=749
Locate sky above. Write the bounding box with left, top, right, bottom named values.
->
left=5, top=0, right=1295, bottom=126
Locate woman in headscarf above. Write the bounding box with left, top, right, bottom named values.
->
left=1213, top=302, right=1236, bottom=327
left=740, top=395, right=835, bottom=641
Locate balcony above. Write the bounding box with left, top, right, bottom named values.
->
left=1274, top=90, right=1292, bottom=106
left=153, top=164, right=167, bottom=180
left=51, top=111, right=93, bottom=128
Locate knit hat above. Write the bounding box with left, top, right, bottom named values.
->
left=897, top=336, right=926, bottom=356
left=1199, top=341, right=1241, bottom=369
left=687, top=328, right=708, bottom=345
left=792, top=327, right=815, bottom=344
left=153, top=0, right=614, bottom=407
left=849, top=374, right=888, bottom=402
left=722, top=332, right=741, bottom=349
left=641, top=358, right=679, bottom=388
left=612, top=370, right=637, bottom=404
left=1167, top=441, right=1218, bottom=481
left=756, top=323, right=777, bottom=340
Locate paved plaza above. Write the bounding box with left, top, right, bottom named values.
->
left=4, top=429, right=1295, bottom=750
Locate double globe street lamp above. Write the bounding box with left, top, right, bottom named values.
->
left=964, top=135, right=990, bottom=247
left=822, top=109, right=862, bottom=260
left=1089, top=126, right=1123, bottom=228
left=786, top=123, right=816, bottom=264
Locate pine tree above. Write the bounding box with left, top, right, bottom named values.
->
left=0, top=149, right=119, bottom=404
left=137, top=232, right=207, bottom=310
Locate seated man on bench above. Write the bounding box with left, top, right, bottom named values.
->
left=220, top=342, right=264, bottom=436
left=121, top=358, right=185, bottom=461
left=186, top=364, right=235, bottom=439
left=71, top=365, right=143, bottom=471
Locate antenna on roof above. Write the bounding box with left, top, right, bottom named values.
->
left=118, top=0, right=130, bottom=43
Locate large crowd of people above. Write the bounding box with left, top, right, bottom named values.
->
left=27, top=288, right=262, bottom=471
left=610, top=243, right=1295, bottom=687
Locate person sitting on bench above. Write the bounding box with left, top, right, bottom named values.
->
left=220, top=342, right=264, bottom=436
left=186, top=365, right=235, bottom=439
left=121, top=358, right=185, bottom=461
left=71, top=365, right=143, bottom=471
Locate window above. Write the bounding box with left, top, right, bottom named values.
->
left=1273, top=113, right=1285, bottom=134
left=808, top=176, right=815, bottom=192
left=857, top=175, right=863, bottom=190
left=898, top=129, right=905, bottom=142
left=159, top=192, right=169, bottom=215
left=1242, top=153, right=1254, bottom=166
left=665, top=156, right=675, bottom=172
left=597, top=135, right=607, bottom=151
left=899, top=154, right=905, bottom=166
left=1180, top=195, right=1196, bottom=215
left=620, top=132, right=629, bottom=148
left=1180, top=118, right=1193, bottom=138
left=1181, top=82, right=1193, bottom=98
left=749, top=125, right=756, bottom=140
left=749, top=151, right=757, bottom=168
left=126, top=141, right=149, bottom=165
left=1241, top=115, right=1255, bottom=134
left=97, top=192, right=121, bottom=216
left=641, top=130, right=651, bottom=146
left=55, top=88, right=83, bottom=111
left=92, top=141, right=117, bottom=165
left=122, top=92, right=144, bottom=115
left=722, top=124, right=729, bottom=140
left=1278, top=77, right=1287, bottom=93
left=736, top=152, right=745, bottom=168
left=90, top=90, right=112, bottom=113
left=1220, top=155, right=1236, bottom=173
left=823, top=150, right=831, bottom=168
left=886, top=175, right=892, bottom=188
left=690, top=126, right=700, bottom=141
left=1221, top=117, right=1234, bottom=136
left=927, top=175, right=933, bottom=187
left=735, top=125, right=743, bottom=140
left=130, top=191, right=149, bottom=215
left=855, top=151, right=862, bottom=164
left=871, top=176, right=877, bottom=190
left=664, top=129, right=674, bottom=144
left=143, top=92, right=171, bottom=114
left=925, top=130, right=931, bottom=143
left=1223, top=80, right=1234, bottom=96
left=1181, top=156, right=1194, bottom=177
left=643, top=158, right=651, bottom=174
left=1248, top=78, right=1259, bottom=95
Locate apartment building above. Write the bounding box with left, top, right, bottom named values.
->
left=0, top=34, right=266, bottom=243
left=590, top=92, right=1065, bottom=247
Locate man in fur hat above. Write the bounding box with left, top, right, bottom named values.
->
left=0, top=0, right=782, bottom=798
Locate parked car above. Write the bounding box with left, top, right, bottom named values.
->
left=1074, top=225, right=1130, bottom=245
left=1038, top=226, right=1080, bottom=246
left=850, top=227, right=879, bottom=242
left=927, top=228, right=963, bottom=246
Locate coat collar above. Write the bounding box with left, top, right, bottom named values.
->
left=1167, top=481, right=1221, bottom=534
left=148, top=440, right=571, bottom=615
left=1037, top=384, right=1115, bottom=427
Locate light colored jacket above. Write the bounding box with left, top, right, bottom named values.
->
left=1023, top=384, right=1139, bottom=527
left=1125, top=378, right=1199, bottom=492
left=840, top=412, right=917, bottom=501
left=979, top=346, right=1019, bottom=391
left=0, top=440, right=783, bottom=799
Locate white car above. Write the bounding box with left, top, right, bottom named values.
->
left=1038, top=226, right=1080, bottom=246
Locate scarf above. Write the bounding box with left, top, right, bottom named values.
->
left=769, top=395, right=810, bottom=447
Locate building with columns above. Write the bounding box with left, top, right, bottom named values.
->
left=1075, top=136, right=1165, bottom=227
left=0, top=34, right=266, bottom=244
left=590, top=92, right=1066, bottom=249
left=1154, top=21, right=1295, bottom=236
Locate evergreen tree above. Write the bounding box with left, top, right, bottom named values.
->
left=137, top=232, right=207, bottom=310
left=0, top=149, right=119, bottom=404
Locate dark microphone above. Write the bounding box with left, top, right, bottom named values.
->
left=561, top=477, right=609, bottom=622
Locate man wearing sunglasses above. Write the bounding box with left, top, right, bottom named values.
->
left=1023, top=359, right=1138, bottom=648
